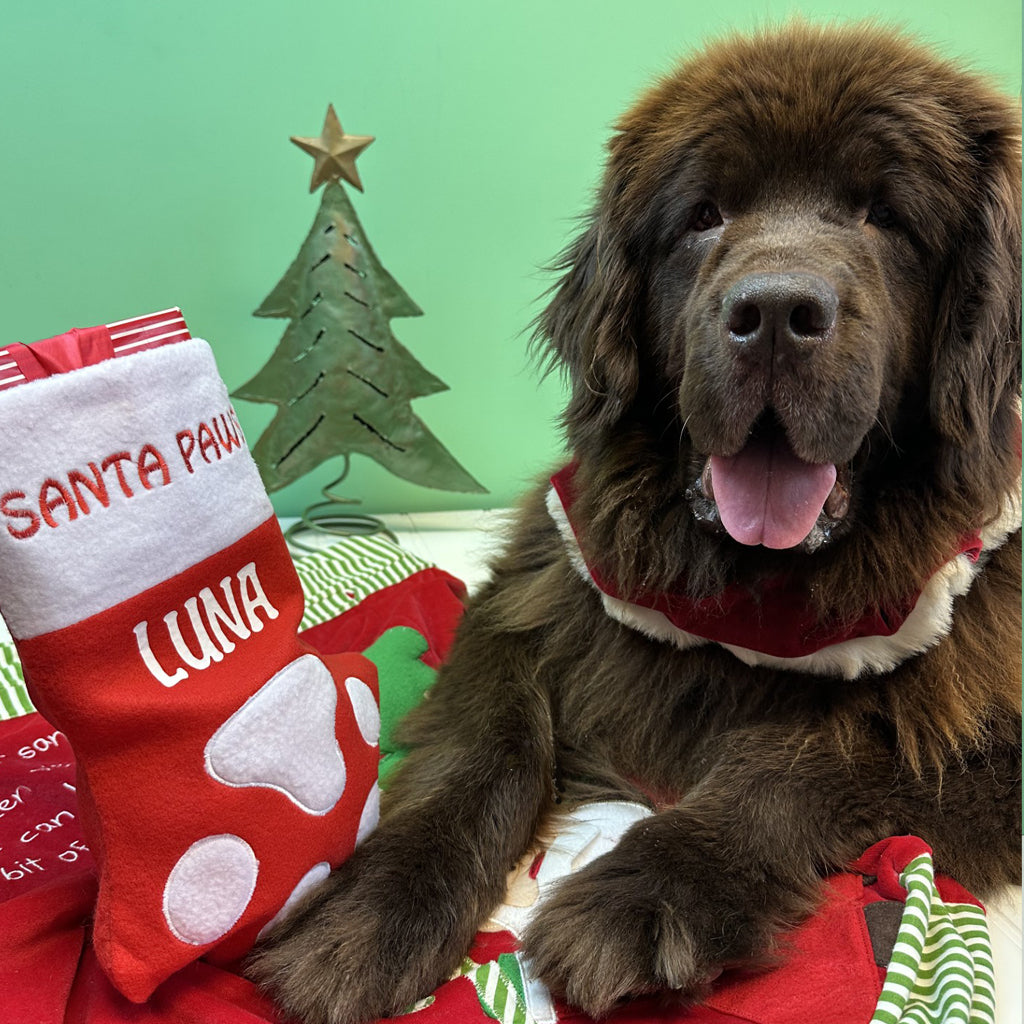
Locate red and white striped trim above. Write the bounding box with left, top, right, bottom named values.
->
left=106, top=307, right=191, bottom=356
left=0, top=355, right=25, bottom=390
left=0, top=307, right=191, bottom=392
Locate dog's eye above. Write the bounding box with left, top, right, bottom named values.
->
left=866, top=201, right=897, bottom=229
left=690, top=201, right=723, bottom=232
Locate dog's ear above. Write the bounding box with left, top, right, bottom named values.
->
left=930, top=114, right=1022, bottom=509
left=534, top=194, right=642, bottom=443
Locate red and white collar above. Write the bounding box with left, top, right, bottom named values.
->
left=548, top=463, right=1021, bottom=679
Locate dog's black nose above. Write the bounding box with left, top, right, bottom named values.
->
left=722, top=272, right=838, bottom=356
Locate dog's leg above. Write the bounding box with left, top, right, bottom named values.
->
left=521, top=725, right=1020, bottom=1016
left=248, top=614, right=555, bottom=1024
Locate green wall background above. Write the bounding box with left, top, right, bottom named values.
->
left=1, top=1, right=1019, bottom=515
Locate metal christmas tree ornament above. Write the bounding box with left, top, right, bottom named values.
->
left=233, top=106, right=486, bottom=540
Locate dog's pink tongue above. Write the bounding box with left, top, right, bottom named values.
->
left=710, top=434, right=837, bottom=549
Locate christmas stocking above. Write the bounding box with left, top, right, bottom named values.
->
left=0, top=310, right=382, bottom=1002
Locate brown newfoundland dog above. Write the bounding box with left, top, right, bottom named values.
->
left=253, top=22, right=1022, bottom=1023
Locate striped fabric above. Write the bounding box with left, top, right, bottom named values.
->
left=870, top=852, right=995, bottom=1024
left=0, top=641, right=31, bottom=719
left=0, top=533, right=433, bottom=722
left=0, top=308, right=190, bottom=392
left=293, top=533, right=433, bottom=632
left=460, top=954, right=534, bottom=1024
left=105, top=308, right=192, bottom=357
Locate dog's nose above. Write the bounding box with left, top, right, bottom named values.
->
left=722, top=272, right=838, bottom=357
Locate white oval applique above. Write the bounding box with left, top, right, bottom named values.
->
left=356, top=782, right=381, bottom=845
left=345, top=675, right=380, bottom=746
left=163, top=834, right=259, bottom=945
left=257, top=860, right=332, bottom=940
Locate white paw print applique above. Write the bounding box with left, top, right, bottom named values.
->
left=162, top=655, right=382, bottom=949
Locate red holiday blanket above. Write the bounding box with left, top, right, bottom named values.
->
left=0, top=707, right=991, bottom=1024
left=0, top=704, right=991, bottom=1024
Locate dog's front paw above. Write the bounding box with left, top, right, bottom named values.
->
left=248, top=845, right=471, bottom=1024
left=520, top=862, right=715, bottom=1017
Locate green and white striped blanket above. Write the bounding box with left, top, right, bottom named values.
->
left=870, top=852, right=995, bottom=1024
left=0, top=641, right=29, bottom=720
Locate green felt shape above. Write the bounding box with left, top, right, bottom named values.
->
left=233, top=181, right=485, bottom=496
left=362, top=626, right=438, bottom=787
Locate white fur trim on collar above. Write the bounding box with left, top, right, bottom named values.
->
left=547, top=484, right=1021, bottom=680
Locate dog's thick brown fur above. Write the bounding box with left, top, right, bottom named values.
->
left=252, top=23, right=1022, bottom=1024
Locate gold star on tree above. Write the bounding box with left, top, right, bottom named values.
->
left=291, top=105, right=375, bottom=192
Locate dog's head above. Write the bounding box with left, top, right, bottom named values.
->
left=538, top=24, right=1020, bottom=574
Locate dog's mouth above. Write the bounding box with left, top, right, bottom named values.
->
left=685, top=414, right=851, bottom=553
